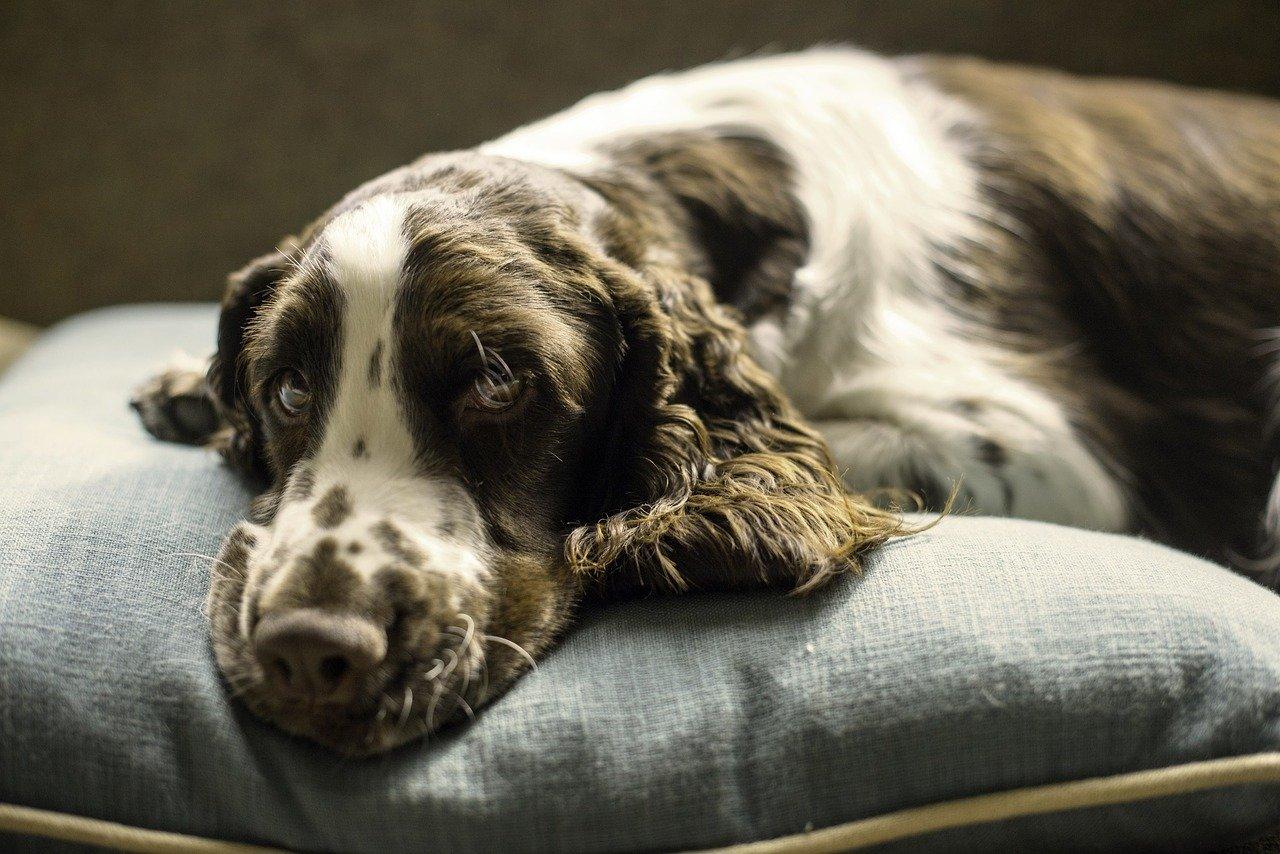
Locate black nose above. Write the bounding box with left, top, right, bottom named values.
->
left=253, top=608, right=387, bottom=703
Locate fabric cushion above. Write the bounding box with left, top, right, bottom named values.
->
left=1, top=304, right=1279, bottom=853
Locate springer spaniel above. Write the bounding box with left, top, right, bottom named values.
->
left=133, top=49, right=1280, bottom=754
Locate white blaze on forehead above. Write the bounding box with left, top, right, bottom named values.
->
left=297, top=194, right=488, bottom=582
left=325, top=194, right=413, bottom=287
left=320, top=194, right=416, bottom=472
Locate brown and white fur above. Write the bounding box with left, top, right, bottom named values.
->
left=133, top=48, right=1280, bottom=754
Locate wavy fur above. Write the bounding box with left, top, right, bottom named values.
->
left=567, top=257, right=905, bottom=594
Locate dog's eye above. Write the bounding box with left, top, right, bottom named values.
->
left=463, top=332, right=530, bottom=417
left=273, top=370, right=311, bottom=418
left=465, top=373, right=528, bottom=414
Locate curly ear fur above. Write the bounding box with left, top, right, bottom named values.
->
left=207, top=245, right=295, bottom=481
left=567, top=260, right=906, bottom=595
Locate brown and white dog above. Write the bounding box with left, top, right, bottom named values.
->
left=132, top=49, right=1280, bottom=754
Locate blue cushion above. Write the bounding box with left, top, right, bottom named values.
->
left=1, top=304, right=1279, bottom=852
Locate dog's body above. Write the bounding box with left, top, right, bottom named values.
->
left=134, top=49, right=1280, bottom=753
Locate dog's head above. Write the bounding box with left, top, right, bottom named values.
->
left=205, top=145, right=902, bottom=754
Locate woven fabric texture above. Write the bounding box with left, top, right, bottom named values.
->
left=1, top=305, right=1279, bottom=852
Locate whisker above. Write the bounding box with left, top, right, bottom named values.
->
left=456, top=613, right=476, bottom=653
left=396, top=685, right=415, bottom=730
left=450, top=689, right=475, bottom=721
left=426, top=681, right=445, bottom=733
left=423, top=658, right=445, bottom=681
left=164, top=551, right=243, bottom=578
left=440, top=647, right=460, bottom=681
left=451, top=616, right=477, bottom=678
left=485, top=634, right=537, bottom=671
left=476, top=639, right=492, bottom=703
left=470, top=330, right=515, bottom=386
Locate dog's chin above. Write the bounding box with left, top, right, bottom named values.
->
left=237, top=690, right=398, bottom=757
left=207, top=595, right=488, bottom=755
left=238, top=691, right=463, bottom=757
left=203, top=522, right=498, bottom=755
left=215, top=643, right=485, bottom=756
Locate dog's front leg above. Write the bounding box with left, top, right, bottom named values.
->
left=130, top=350, right=223, bottom=445
left=808, top=390, right=1129, bottom=532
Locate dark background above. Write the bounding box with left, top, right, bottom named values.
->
left=2, top=1, right=1278, bottom=326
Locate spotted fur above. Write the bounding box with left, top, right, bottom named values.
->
left=132, top=48, right=1280, bottom=754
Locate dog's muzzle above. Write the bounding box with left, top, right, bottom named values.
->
left=209, top=482, right=490, bottom=752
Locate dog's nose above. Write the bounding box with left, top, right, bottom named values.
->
left=253, top=609, right=387, bottom=703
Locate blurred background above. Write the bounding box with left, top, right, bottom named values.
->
left=1, top=0, right=1278, bottom=349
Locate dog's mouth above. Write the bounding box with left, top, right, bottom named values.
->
left=204, top=523, right=496, bottom=756
left=242, top=628, right=486, bottom=755
left=214, top=604, right=489, bottom=755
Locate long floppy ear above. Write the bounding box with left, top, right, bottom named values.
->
left=567, top=261, right=905, bottom=595
left=206, top=245, right=295, bottom=481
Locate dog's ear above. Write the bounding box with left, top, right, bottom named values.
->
left=207, top=245, right=295, bottom=481
left=567, top=260, right=904, bottom=595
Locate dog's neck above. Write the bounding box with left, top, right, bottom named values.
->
left=577, top=131, right=808, bottom=327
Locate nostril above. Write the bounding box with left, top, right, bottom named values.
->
left=318, top=655, right=349, bottom=688
left=272, top=657, right=294, bottom=686
left=252, top=608, right=388, bottom=703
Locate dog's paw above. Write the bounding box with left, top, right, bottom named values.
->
left=130, top=351, right=220, bottom=445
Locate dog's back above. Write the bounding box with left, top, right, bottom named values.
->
left=129, top=48, right=1280, bottom=749
left=489, top=48, right=1280, bottom=570
left=920, top=57, right=1280, bottom=566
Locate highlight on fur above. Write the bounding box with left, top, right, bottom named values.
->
left=566, top=255, right=913, bottom=595
left=127, top=47, right=1280, bottom=756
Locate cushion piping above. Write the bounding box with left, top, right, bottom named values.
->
left=2, top=753, right=1277, bottom=853
left=0, top=802, right=284, bottom=853
left=702, top=752, right=1280, bottom=853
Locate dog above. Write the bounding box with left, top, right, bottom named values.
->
left=132, top=48, right=1280, bottom=754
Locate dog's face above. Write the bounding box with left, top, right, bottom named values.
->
left=205, top=151, right=901, bottom=754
